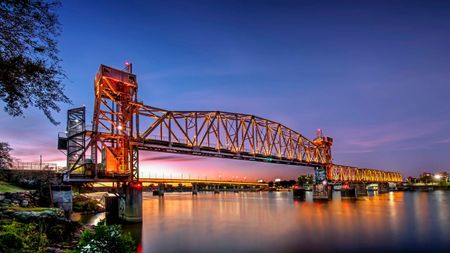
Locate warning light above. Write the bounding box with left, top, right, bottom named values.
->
left=130, top=181, right=142, bottom=190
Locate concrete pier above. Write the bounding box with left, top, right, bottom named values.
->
left=341, top=183, right=367, bottom=199
left=293, top=186, right=306, bottom=200
left=158, top=183, right=165, bottom=196
left=214, top=185, right=220, bottom=194
left=192, top=183, right=198, bottom=195
left=354, top=183, right=367, bottom=197
left=313, top=184, right=332, bottom=201
left=379, top=183, right=390, bottom=193
left=119, top=181, right=142, bottom=223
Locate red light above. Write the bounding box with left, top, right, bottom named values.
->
left=130, top=181, right=142, bottom=190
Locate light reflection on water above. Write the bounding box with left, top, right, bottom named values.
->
left=124, top=191, right=449, bottom=253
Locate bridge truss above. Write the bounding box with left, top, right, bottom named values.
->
left=60, top=65, right=402, bottom=184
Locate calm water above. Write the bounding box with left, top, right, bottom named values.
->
left=124, top=191, right=449, bottom=253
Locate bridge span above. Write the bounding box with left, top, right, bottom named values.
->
left=57, top=64, right=403, bottom=221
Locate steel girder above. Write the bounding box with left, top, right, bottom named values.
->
left=137, top=105, right=332, bottom=166
left=329, top=164, right=402, bottom=183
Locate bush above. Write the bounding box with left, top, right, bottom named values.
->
left=0, top=232, right=24, bottom=252
left=0, top=221, right=48, bottom=253
left=75, top=222, right=136, bottom=253
left=46, top=224, right=65, bottom=243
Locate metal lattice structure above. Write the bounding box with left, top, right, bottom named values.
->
left=328, top=165, right=402, bottom=183
left=66, top=107, right=86, bottom=174
left=60, top=64, right=402, bottom=183
left=137, top=106, right=332, bottom=167
left=91, top=64, right=139, bottom=179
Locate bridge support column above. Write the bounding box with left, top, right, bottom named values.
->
left=214, top=185, right=220, bottom=194
left=233, top=185, right=239, bottom=193
left=341, top=183, right=357, bottom=198
left=192, top=183, right=198, bottom=195
left=153, top=183, right=165, bottom=196
left=119, top=181, right=142, bottom=223
left=313, top=167, right=332, bottom=200
left=293, top=186, right=306, bottom=200
left=354, top=183, right=367, bottom=197
left=379, top=183, right=389, bottom=193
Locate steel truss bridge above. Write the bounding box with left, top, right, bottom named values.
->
left=59, top=64, right=402, bottom=184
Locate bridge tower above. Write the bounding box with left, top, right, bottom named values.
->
left=312, top=129, right=334, bottom=200
left=92, top=63, right=142, bottom=222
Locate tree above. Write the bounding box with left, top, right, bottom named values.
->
left=0, top=0, right=70, bottom=125
left=0, top=142, right=13, bottom=169
left=297, top=174, right=314, bottom=186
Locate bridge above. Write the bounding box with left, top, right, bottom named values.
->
left=57, top=64, right=402, bottom=221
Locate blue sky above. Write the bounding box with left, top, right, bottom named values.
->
left=1, top=0, right=450, bottom=179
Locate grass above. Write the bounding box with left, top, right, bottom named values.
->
left=6, top=206, right=51, bottom=212
left=0, top=181, right=26, bottom=193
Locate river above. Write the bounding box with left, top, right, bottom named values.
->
left=86, top=190, right=450, bottom=253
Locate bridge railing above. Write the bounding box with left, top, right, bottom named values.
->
left=9, top=162, right=63, bottom=172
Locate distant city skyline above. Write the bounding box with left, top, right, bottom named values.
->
left=1, top=0, right=450, bottom=179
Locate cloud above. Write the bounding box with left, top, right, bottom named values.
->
left=334, top=119, right=450, bottom=154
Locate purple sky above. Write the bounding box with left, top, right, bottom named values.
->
left=1, top=0, right=450, bottom=180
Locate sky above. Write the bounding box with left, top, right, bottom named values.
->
left=1, top=0, right=450, bottom=180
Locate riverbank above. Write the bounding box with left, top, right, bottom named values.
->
left=0, top=181, right=100, bottom=252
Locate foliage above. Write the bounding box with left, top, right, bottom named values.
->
left=0, top=220, right=48, bottom=253
left=0, top=142, right=12, bottom=169
left=0, top=0, right=70, bottom=125
left=0, top=180, right=25, bottom=192
left=274, top=180, right=297, bottom=188
left=297, top=175, right=314, bottom=186
left=75, top=221, right=136, bottom=253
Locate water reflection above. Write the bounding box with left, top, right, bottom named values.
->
left=128, top=191, right=449, bottom=253
left=71, top=212, right=105, bottom=225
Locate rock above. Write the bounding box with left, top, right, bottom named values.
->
left=12, top=199, right=19, bottom=205
left=0, top=194, right=5, bottom=201
left=0, top=203, right=10, bottom=208
left=20, top=200, right=29, bottom=207
left=3, top=199, right=11, bottom=204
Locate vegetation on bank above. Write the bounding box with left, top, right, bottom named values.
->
left=0, top=206, right=79, bottom=252
left=0, top=220, right=49, bottom=253
left=70, top=221, right=136, bottom=253
left=0, top=181, right=25, bottom=193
